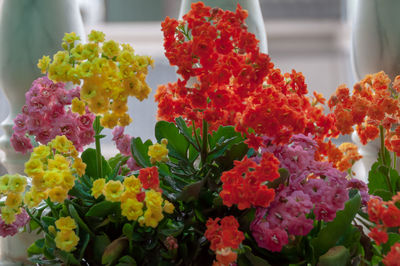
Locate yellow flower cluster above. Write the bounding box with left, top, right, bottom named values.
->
left=148, top=138, right=169, bottom=164
left=53, top=216, right=80, bottom=252
left=0, top=174, right=28, bottom=224
left=23, top=136, right=86, bottom=208
left=91, top=176, right=174, bottom=228
left=37, top=30, right=154, bottom=129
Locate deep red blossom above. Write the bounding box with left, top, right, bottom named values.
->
left=138, top=166, right=160, bottom=190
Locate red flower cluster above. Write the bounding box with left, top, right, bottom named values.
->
left=329, top=72, right=400, bottom=151
left=157, top=3, right=336, bottom=148
left=138, top=166, right=160, bottom=190
left=383, top=243, right=400, bottom=266
left=367, top=194, right=400, bottom=247
left=205, top=216, right=244, bottom=265
left=220, top=152, right=279, bottom=210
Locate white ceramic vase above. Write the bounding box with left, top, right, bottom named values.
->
left=351, top=0, right=400, bottom=181
left=178, top=0, right=268, bottom=53
left=0, top=0, right=84, bottom=264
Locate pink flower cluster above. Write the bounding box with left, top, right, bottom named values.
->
left=251, top=134, right=368, bottom=252
left=11, top=76, right=95, bottom=153
left=112, top=126, right=140, bottom=171
left=0, top=209, right=29, bottom=237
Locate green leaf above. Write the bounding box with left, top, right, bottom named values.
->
left=55, top=249, right=80, bottom=265
left=382, top=233, right=400, bottom=253
left=116, top=255, right=137, bottom=266
left=86, top=201, right=120, bottom=217
left=41, top=216, right=56, bottom=228
left=79, top=232, right=90, bottom=260
left=69, top=181, right=93, bottom=200
left=311, top=193, right=361, bottom=258
left=102, top=237, right=129, bottom=265
left=81, top=148, right=112, bottom=178
left=268, top=168, right=290, bottom=189
left=27, top=239, right=45, bottom=256
left=110, top=154, right=129, bottom=166
left=155, top=121, right=189, bottom=160
left=317, top=246, right=350, bottom=266
left=131, top=137, right=153, bottom=167
left=122, top=223, right=133, bottom=239
left=45, top=233, right=56, bottom=249
left=389, top=168, right=400, bottom=193
left=68, top=204, right=95, bottom=237
left=175, top=117, right=200, bottom=151
left=93, top=234, right=111, bottom=264
left=177, top=179, right=206, bottom=202
left=368, top=163, right=393, bottom=200
left=244, top=249, right=272, bottom=266
left=215, top=142, right=248, bottom=170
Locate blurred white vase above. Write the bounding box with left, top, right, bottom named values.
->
left=0, top=0, right=84, bottom=264
left=351, top=0, right=400, bottom=181
left=0, top=0, right=85, bottom=175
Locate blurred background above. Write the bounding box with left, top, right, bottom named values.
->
left=0, top=0, right=357, bottom=155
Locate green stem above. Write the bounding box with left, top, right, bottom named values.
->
left=45, top=199, right=58, bottom=218
left=94, top=116, right=103, bottom=178
left=379, top=125, right=393, bottom=194
left=26, top=208, right=46, bottom=232
left=379, top=125, right=387, bottom=165
left=201, top=119, right=208, bottom=167
left=394, top=152, right=397, bottom=170
left=192, top=120, right=201, bottom=151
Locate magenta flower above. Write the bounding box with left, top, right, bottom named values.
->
left=0, top=209, right=30, bottom=237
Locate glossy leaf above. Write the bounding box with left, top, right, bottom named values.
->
left=86, top=201, right=120, bottom=217
left=81, top=148, right=112, bottom=178
left=155, top=120, right=189, bottom=160
left=131, top=137, right=153, bottom=168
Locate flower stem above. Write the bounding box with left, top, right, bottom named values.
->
left=201, top=119, right=208, bottom=167
left=394, top=152, right=397, bottom=170
left=379, top=125, right=393, bottom=194
left=94, top=116, right=103, bottom=178
left=379, top=125, right=386, bottom=166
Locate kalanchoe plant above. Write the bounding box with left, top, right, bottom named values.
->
left=1, top=2, right=400, bottom=266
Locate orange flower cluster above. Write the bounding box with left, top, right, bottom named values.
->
left=317, top=141, right=362, bottom=172
left=329, top=72, right=400, bottom=152
left=383, top=243, right=400, bottom=266
left=205, top=216, right=244, bottom=266
left=367, top=193, right=400, bottom=246
left=220, top=152, right=279, bottom=210
left=157, top=3, right=337, bottom=148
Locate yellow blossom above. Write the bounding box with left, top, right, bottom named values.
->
left=72, top=157, right=86, bottom=177
left=61, top=171, right=75, bottom=190
left=102, top=40, right=120, bottom=58
left=103, top=180, right=124, bottom=202
left=62, top=32, right=80, bottom=44
left=70, top=43, right=84, bottom=61
left=1, top=206, right=16, bottom=224
left=88, top=30, right=105, bottom=43
left=48, top=154, right=70, bottom=172
left=8, top=175, right=27, bottom=193
left=148, top=139, right=169, bottom=164
left=30, top=187, right=48, bottom=204
left=50, top=136, right=76, bottom=154
left=82, top=43, right=99, bottom=60
left=32, top=145, right=51, bottom=160
left=123, top=176, right=142, bottom=194
left=88, top=96, right=109, bottom=114
left=163, top=200, right=175, bottom=214
left=71, top=98, right=86, bottom=115
left=55, top=216, right=77, bottom=231
left=120, top=191, right=137, bottom=203
left=31, top=176, right=46, bottom=191
left=100, top=112, right=119, bottom=129
left=24, top=191, right=41, bottom=208
left=55, top=230, right=79, bottom=252
left=5, top=192, right=23, bottom=210
left=48, top=225, right=57, bottom=236
left=143, top=208, right=164, bottom=228
left=24, top=158, right=44, bottom=179
left=145, top=190, right=163, bottom=210
left=43, top=170, right=63, bottom=188
left=121, top=198, right=143, bottom=221
left=48, top=186, right=68, bottom=203
left=37, top=55, right=50, bottom=74
left=0, top=175, right=10, bottom=193
left=117, top=113, right=132, bottom=127
left=91, top=178, right=106, bottom=199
